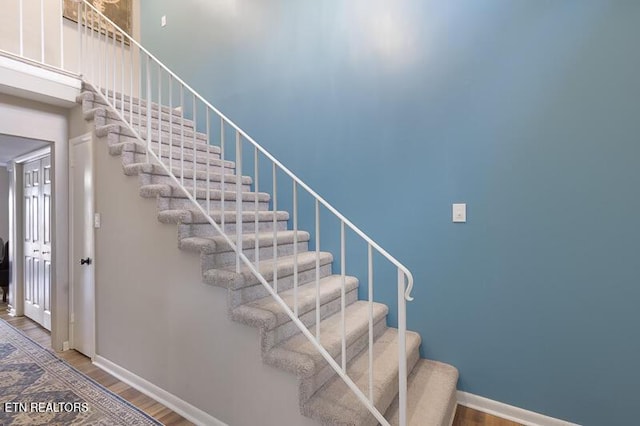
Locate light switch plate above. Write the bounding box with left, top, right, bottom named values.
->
left=94, top=213, right=101, bottom=228
left=161, top=15, right=167, bottom=27
left=452, top=203, right=466, bottom=223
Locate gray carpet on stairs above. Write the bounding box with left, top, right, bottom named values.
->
left=78, top=87, right=459, bottom=426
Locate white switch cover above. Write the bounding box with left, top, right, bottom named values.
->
left=452, top=203, right=466, bottom=223
left=161, top=15, right=167, bottom=27
left=94, top=213, right=101, bottom=228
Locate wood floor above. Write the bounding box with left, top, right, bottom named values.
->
left=0, top=301, right=192, bottom=426
left=1, top=301, right=519, bottom=426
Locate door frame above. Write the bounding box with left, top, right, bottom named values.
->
left=9, top=146, right=53, bottom=320
left=69, top=133, right=96, bottom=359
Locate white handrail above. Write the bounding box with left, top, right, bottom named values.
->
left=60, top=2, right=416, bottom=424
left=79, top=0, right=414, bottom=302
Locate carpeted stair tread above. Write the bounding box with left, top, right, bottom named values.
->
left=140, top=183, right=270, bottom=202
left=265, top=301, right=388, bottom=378
left=157, top=209, right=289, bottom=225
left=95, top=122, right=210, bottom=146
left=83, top=105, right=199, bottom=135
left=90, top=102, right=196, bottom=127
left=108, top=141, right=230, bottom=168
left=107, top=137, right=221, bottom=158
left=203, top=251, right=333, bottom=290
left=179, top=230, right=311, bottom=254
left=90, top=90, right=185, bottom=117
left=385, top=359, right=459, bottom=426
left=123, top=163, right=252, bottom=185
left=303, top=328, right=421, bottom=426
left=232, top=275, right=360, bottom=331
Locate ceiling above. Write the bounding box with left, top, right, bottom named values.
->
left=0, top=134, right=50, bottom=166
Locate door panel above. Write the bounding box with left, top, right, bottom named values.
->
left=71, top=136, right=95, bottom=358
left=22, top=155, right=52, bottom=330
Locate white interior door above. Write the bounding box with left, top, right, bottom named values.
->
left=23, top=154, right=52, bottom=330
left=71, top=135, right=95, bottom=358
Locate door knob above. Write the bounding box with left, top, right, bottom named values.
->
left=33, top=249, right=39, bottom=253
left=80, top=257, right=92, bottom=265
left=42, top=251, right=50, bottom=255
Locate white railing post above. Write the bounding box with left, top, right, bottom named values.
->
left=341, top=220, right=346, bottom=371
left=146, top=55, right=151, bottom=163
left=112, top=24, right=116, bottom=105
left=76, top=1, right=82, bottom=75
left=168, top=76, right=173, bottom=170
left=193, top=96, right=197, bottom=198
left=18, top=0, right=23, bottom=57
left=40, top=0, right=45, bottom=63
left=272, top=162, right=278, bottom=292
left=254, top=146, right=259, bottom=269
left=398, top=268, right=408, bottom=426
left=315, top=199, right=320, bottom=341
left=60, top=0, right=65, bottom=69
left=121, top=34, right=125, bottom=118
left=368, top=244, right=374, bottom=403
left=180, top=85, right=185, bottom=185
left=235, top=131, right=243, bottom=273
left=220, top=118, right=226, bottom=231
left=206, top=109, right=211, bottom=214
left=293, top=181, right=298, bottom=317
left=158, top=67, right=162, bottom=162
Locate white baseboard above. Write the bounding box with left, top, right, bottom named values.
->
left=94, top=355, right=227, bottom=426
left=457, top=391, right=580, bottom=426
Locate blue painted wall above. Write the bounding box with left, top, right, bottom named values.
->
left=140, top=1, right=640, bottom=424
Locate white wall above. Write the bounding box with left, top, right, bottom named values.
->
left=0, top=93, right=68, bottom=351
left=0, top=166, right=9, bottom=243
left=91, top=122, right=317, bottom=426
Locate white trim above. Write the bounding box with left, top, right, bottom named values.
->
left=93, top=356, right=227, bottom=426
left=457, top=391, right=581, bottom=426
left=68, top=133, right=95, bottom=360
left=0, top=52, right=81, bottom=107
left=12, top=146, right=52, bottom=164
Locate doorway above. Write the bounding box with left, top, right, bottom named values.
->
left=0, top=136, right=51, bottom=324
left=70, top=133, right=95, bottom=358
left=22, top=152, right=53, bottom=330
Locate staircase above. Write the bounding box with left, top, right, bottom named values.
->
left=77, top=88, right=459, bottom=425
left=4, top=0, right=459, bottom=422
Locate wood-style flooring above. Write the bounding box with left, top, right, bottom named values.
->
left=1, top=301, right=520, bottom=426
left=0, top=301, right=191, bottom=426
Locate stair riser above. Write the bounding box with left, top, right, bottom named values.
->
left=146, top=148, right=225, bottom=168
left=97, top=124, right=215, bottom=160
left=132, top=153, right=234, bottom=173
left=108, top=115, right=202, bottom=140
left=93, top=91, right=185, bottom=117
left=359, top=346, right=422, bottom=426
left=264, top=288, right=359, bottom=353
left=123, top=124, right=210, bottom=148
left=116, top=142, right=222, bottom=165
left=229, top=264, right=333, bottom=308
left=202, top=241, right=309, bottom=270
left=300, top=318, right=388, bottom=404
left=140, top=172, right=252, bottom=192
left=85, top=99, right=197, bottom=133
left=163, top=196, right=270, bottom=213
left=178, top=220, right=288, bottom=239
left=114, top=129, right=220, bottom=157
